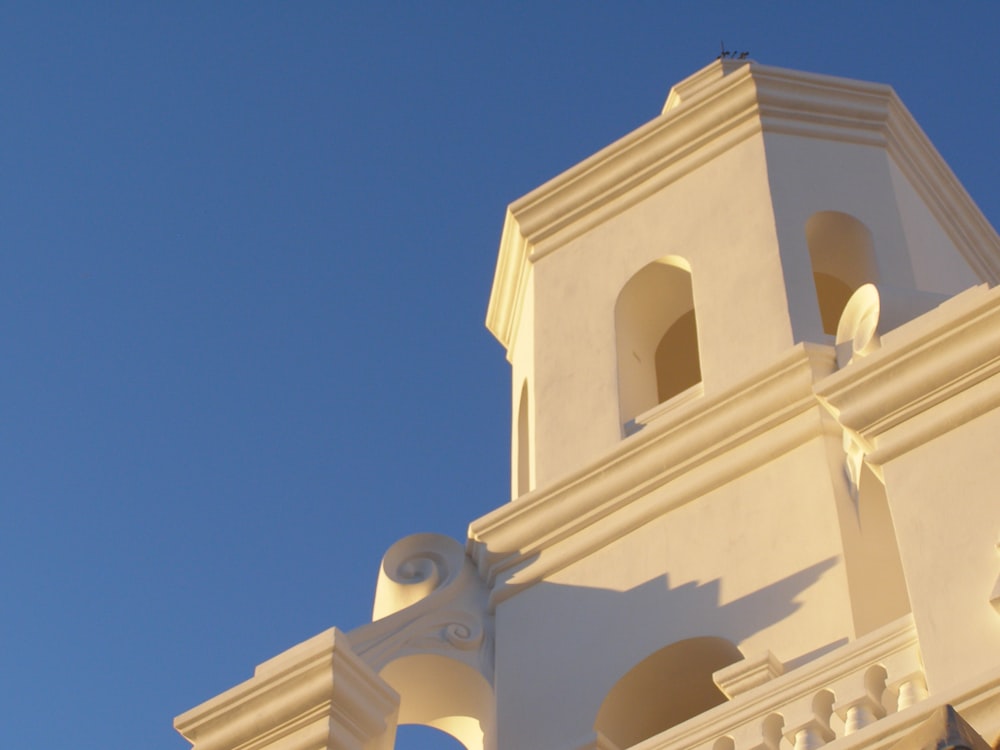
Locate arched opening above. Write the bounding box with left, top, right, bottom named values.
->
left=806, top=211, right=879, bottom=335
left=395, top=724, right=469, bottom=749
left=379, top=654, right=494, bottom=750
left=654, top=309, right=700, bottom=403
left=594, top=637, right=743, bottom=748
left=616, top=257, right=701, bottom=432
left=515, top=381, right=530, bottom=497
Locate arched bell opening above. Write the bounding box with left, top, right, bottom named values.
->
left=616, top=256, right=701, bottom=433
left=806, top=211, right=879, bottom=335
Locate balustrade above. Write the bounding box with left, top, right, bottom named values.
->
left=623, top=616, right=925, bottom=750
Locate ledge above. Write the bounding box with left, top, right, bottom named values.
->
left=467, top=344, right=837, bottom=608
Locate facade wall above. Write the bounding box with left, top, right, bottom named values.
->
left=886, top=159, right=979, bottom=294
left=529, top=133, right=793, bottom=488
left=881, top=400, right=1000, bottom=691
left=494, top=433, right=862, bottom=750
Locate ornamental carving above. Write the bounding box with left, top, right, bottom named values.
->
left=347, top=533, right=495, bottom=682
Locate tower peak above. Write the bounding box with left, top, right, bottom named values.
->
left=488, top=60, right=999, bottom=495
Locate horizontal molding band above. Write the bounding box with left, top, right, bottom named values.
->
left=469, top=344, right=838, bottom=608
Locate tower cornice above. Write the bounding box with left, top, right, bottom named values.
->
left=486, top=60, right=1000, bottom=352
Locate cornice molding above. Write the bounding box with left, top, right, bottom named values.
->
left=485, top=61, right=1000, bottom=352
left=467, top=344, right=838, bottom=608
left=514, top=66, right=761, bottom=257
left=662, top=58, right=748, bottom=113
left=174, top=628, right=399, bottom=750
left=883, top=96, right=1000, bottom=284
left=815, top=285, right=1000, bottom=466
left=484, top=210, right=530, bottom=360
left=486, top=61, right=760, bottom=350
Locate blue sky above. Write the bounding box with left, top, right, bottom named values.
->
left=0, top=4, right=998, bottom=750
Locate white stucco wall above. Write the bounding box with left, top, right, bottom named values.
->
left=494, top=434, right=859, bottom=750
left=527, top=134, right=793, bottom=488
left=881, top=400, right=1000, bottom=692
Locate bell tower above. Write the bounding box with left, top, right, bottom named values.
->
left=176, top=61, right=1000, bottom=750
left=487, top=59, right=997, bottom=496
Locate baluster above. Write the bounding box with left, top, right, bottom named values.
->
left=880, top=642, right=926, bottom=715
left=832, top=666, right=887, bottom=736
left=792, top=725, right=826, bottom=750
left=841, top=698, right=880, bottom=734
left=895, top=676, right=928, bottom=711
left=782, top=692, right=835, bottom=750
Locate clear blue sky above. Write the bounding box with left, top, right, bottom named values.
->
left=1, top=4, right=997, bottom=750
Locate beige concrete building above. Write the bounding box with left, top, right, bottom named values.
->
left=174, top=60, right=1000, bottom=750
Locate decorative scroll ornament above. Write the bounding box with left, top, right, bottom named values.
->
left=348, top=533, right=495, bottom=681
left=371, top=532, right=467, bottom=621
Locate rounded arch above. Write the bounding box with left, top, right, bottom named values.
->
left=615, top=256, right=701, bottom=431
left=379, top=654, right=494, bottom=750
left=806, top=211, right=879, bottom=335
left=395, top=724, right=469, bottom=749
left=594, top=637, right=743, bottom=749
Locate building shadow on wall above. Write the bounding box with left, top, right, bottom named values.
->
left=504, top=555, right=845, bottom=748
